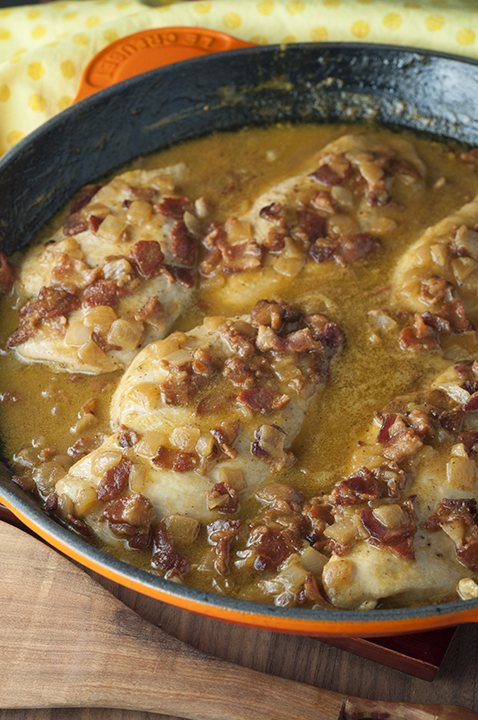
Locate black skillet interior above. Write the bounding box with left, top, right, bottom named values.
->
left=3, top=42, right=478, bottom=633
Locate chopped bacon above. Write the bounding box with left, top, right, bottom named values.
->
left=103, top=493, right=154, bottom=550
left=329, top=468, right=380, bottom=505
left=237, top=387, right=290, bottom=415
left=419, top=276, right=452, bottom=306
left=251, top=425, right=295, bottom=472
left=67, top=514, right=92, bottom=538
left=69, top=182, right=104, bottom=214
left=223, top=357, right=256, bottom=389
left=399, top=314, right=439, bottom=352
left=207, top=518, right=242, bottom=575
left=135, top=296, right=165, bottom=324
left=383, top=427, right=423, bottom=462
left=118, top=427, right=140, bottom=448
left=248, top=525, right=295, bottom=571
left=250, top=299, right=288, bottom=331
left=0, top=251, right=15, bottom=293
left=83, top=279, right=118, bottom=308
left=256, top=483, right=304, bottom=514
left=89, top=215, right=104, bottom=233
left=161, top=264, right=195, bottom=288
left=151, top=521, right=189, bottom=574
left=207, top=482, right=239, bottom=513
left=309, top=240, right=337, bottom=264
left=210, top=420, right=240, bottom=458
left=360, top=500, right=416, bottom=560
left=67, top=433, right=106, bottom=460
left=7, top=285, right=80, bottom=348
left=97, top=457, right=132, bottom=502
left=311, top=191, right=337, bottom=213
left=155, top=196, right=192, bottom=219
left=218, top=239, right=263, bottom=274
left=335, top=232, right=378, bottom=265
left=376, top=413, right=397, bottom=443
left=192, top=348, right=216, bottom=377
left=259, top=202, right=287, bottom=224
left=304, top=314, right=345, bottom=356
left=171, top=221, right=196, bottom=266
left=63, top=213, right=88, bottom=236
left=309, top=164, right=348, bottom=186
left=459, top=431, right=478, bottom=457
left=296, top=210, right=327, bottom=243
left=130, top=240, right=165, bottom=279
left=303, top=499, right=334, bottom=543
left=152, top=445, right=197, bottom=472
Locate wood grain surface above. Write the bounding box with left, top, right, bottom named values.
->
left=2, top=557, right=478, bottom=720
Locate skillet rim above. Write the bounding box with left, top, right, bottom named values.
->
left=3, top=40, right=478, bottom=635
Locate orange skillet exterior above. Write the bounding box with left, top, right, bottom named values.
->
left=3, top=496, right=478, bottom=638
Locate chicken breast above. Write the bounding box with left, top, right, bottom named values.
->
left=394, top=193, right=478, bottom=316
left=6, top=165, right=199, bottom=373
left=200, top=133, right=426, bottom=308
left=319, top=361, right=478, bottom=609
left=53, top=300, right=344, bottom=547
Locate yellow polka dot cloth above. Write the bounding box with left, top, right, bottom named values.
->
left=0, top=0, right=477, bottom=155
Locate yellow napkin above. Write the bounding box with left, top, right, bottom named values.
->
left=0, top=0, right=477, bottom=155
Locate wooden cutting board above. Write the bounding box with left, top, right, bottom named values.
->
left=1, top=520, right=478, bottom=720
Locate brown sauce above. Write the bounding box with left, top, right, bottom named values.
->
left=2, top=122, right=478, bottom=609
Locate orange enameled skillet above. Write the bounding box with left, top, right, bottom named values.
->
left=2, top=41, right=478, bottom=638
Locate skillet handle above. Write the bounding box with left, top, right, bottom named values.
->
left=343, top=698, right=478, bottom=719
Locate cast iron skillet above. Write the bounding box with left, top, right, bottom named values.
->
left=2, top=42, right=478, bottom=638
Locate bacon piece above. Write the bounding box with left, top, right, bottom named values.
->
left=399, top=314, right=439, bottom=352
left=256, top=483, right=304, bottom=514
left=248, top=525, right=294, bottom=571
left=251, top=425, right=295, bottom=472
left=7, top=285, right=81, bottom=348
left=296, top=210, right=327, bottom=243
left=219, top=239, right=263, bottom=274
left=161, top=264, right=195, bottom=288
left=69, top=182, right=104, bottom=214
left=155, top=196, right=192, bottom=219
left=360, top=500, right=416, bottom=560
left=0, top=251, right=15, bottom=293
left=329, top=468, right=380, bottom=506
left=171, top=221, right=196, bottom=266
left=250, top=299, right=288, bottom=330
left=103, top=493, right=154, bottom=550
left=67, top=433, right=106, bottom=460
left=309, top=240, right=337, bottom=264
left=151, top=521, right=189, bottom=574
left=303, top=499, right=334, bottom=543
left=67, top=514, right=92, bottom=538
left=223, top=357, right=256, bottom=389
left=383, top=427, right=423, bottom=462
left=419, top=276, right=452, bottom=306
left=210, top=420, right=240, bottom=458
left=130, top=240, right=165, bottom=279
left=207, top=518, right=242, bottom=575
left=256, top=326, right=320, bottom=354
left=118, top=427, right=140, bottom=448
left=192, top=348, right=216, bottom=377
left=309, top=164, right=347, bottom=186
left=335, top=232, right=378, bottom=265
left=207, top=482, right=239, bottom=513
left=96, top=457, right=132, bottom=502
left=259, top=202, right=287, bottom=224
left=376, top=413, right=397, bottom=444
left=83, top=279, right=118, bottom=308
left=63, top=213, right=88, bottom=236
left=237, top=387, right=290, bottom=415
left=135, top=296, right=165, bottom=326
left=153, top=445, right=197, bottom=472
